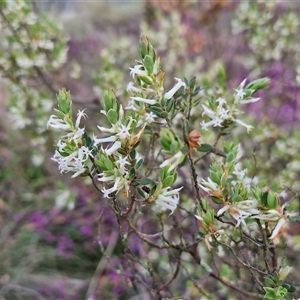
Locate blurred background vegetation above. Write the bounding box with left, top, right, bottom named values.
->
left=1, top=0, right=300, bottom=299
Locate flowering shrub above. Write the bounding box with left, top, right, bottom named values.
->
left=48, top=34, right=300, bottom=299
left=1, top=0, right=300, bottom=299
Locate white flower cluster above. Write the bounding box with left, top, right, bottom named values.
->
left=48, top=110, right=92, bottom=178
left=0, top=0, right=68, bottom=76
left=200, top=79, right=261, bottom=133
left=98, top=155, right=131, bottom=198
left=200, top=177, right=288, bottom=240
left=232, top=1, right=300, bottom=64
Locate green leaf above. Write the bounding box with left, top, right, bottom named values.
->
left=140, top=178, right=153, bottom=185
left=103, top=89, right=115, bottom=112
left=107, top=109, right=118, bottom=124
left=197, top=144, right=213, bottom=152
left=160, top=166, right=167, bottom=181
left=217, top=65, right=226, bottom=88
left=289, top=216, right=300, bottom=223
left=104, top=157, right=114, bottom=170
left=138, top=39, right=147, bottom=60
left=181, top=145, right=189, bottom=155
left=136, top=159, right=143, bottom=169
left=149, top=184, right=157, bottom=197
left=143, top=55, right=153, bottom=74
left=210, top=172, right=220, bottom=185
left=130, top=149, right=136, bottom=160
left=139, top=75, right=153, bottom=85
left=149, top=106, right=162, bottom=114
left=231, top=195, right=243, bottom=203
left=137, top=188, right=146, bottom=198
left=281, top=284, right=296, bottom=293
left=166, top=98, right=174, bottom=112
left=162, top=175, right=175, bottom=189
left=54, top=109, right=65, bottom=121
left=226, top=152, right=235, bottom=163
left=157, top=111, right=168, bottom=118
left=246, top=77, right=270, bottom=92
left=83, top=131, right=93, bottom=148
left=57, top=89, right=71, bottom=115
left=178, top=155, right=187, bottom=168
left=261, top=191, right=269, bottom=207
left=264, top=276, right=275, bottom=286
left=267, top=191, right=278, bottom=209
left=220, top=173, right=227, bottom=187
left=211, top=196, right=223, bottom=204
left=129, top=168, right=136, bottom=180
left=263, top=287, right=277, bottom=299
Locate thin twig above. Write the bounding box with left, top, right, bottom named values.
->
left=159, top=255, right=182, bottom=291
left=209, top=272, right=265, bottom=299
left=85, top=231, right=119, bottom=300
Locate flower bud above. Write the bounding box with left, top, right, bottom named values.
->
left=188, top=130, right=201, bottom=149
left=57, top=89, right=71, bottom=115
left=267, top=190, right=279, bottom=209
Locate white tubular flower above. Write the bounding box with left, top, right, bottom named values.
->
left=164, top=78, right=186, bottom=100
left=94, top=116, right=135, bottom=155
left=217, top=199, right=259, bottom=228
left=75, top=110, right=88, bottom=128
left=234, top=119, right=254, bottom=133
left=70, top=127, right=85, bottom=142
left=116, top=124, right=131, bottom=140
left=239, top=97, right=260, bottom=105
left=218, top=204, right=250, bottom=227
left=99, top=172, right=130, bottom=199
left=127, top=81, right=143, bottom=93
left=160, top=151, right=185, bottom=172
left=217, top=203, right=231, bottom=216
left=201, top=105, right=216, bottom=119
left=269, top=218, right=286, bottom=240
left=47, top=115, right=72, bottom=131
left=216, top=97, right=227, bottom=106
left=131, top=96, right=157, bottom=105
left=129, top=65, right=147, bottom=78
left=97, top=125, right=116, bottom=134
left=199, top=177, right=219, bottom=194
left=125, top=98, right=138, bottom=111
left=229, top=207, right=251, bottom=227
left=252, top=206, right=288, bottom=239
left=98, top=174, right=115, bottom=183
left=115, top=155, right=130, bottom=174
left=104, top=141, right=122, bottom=156
left=116, top=117, right=134, bottom=140
left=137, top=112, right=161, bottom=127
left=93, top=135, right=117, bottom=145
left=234, top=78, right=247, bottom=101
left=200, top=104, right=229, bottom=130
left=52, top=145, right=92, bottom=178
left=127, top=82, right=154, bottom=94
left=145, top=112, right=156, bottom=123
left=101, top=187, right=114, bottom=199
left=156, top=187, right=183, bottom=214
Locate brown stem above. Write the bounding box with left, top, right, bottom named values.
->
left=123, top=217, right=171, bottom=249
left=159, top=255, right=181, bottom=291
left=219, top=241, right=267, bottom=276
left=256, top=220, right=271, bottom=273
left=187, top=153, right=206, bottom=212
left=209, top=272, right=265, bottom=299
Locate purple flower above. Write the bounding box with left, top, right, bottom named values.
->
left=56, top=235, right=75, bottom=258
left=79, top=225, right=94, bottom=237
left=29, top=211, right=49, bottom=230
